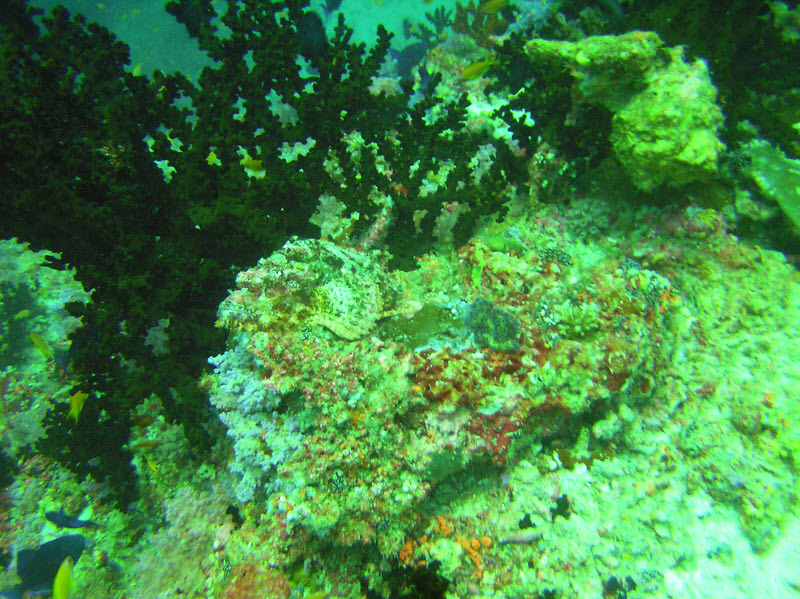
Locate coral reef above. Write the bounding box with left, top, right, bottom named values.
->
left=2, top=1, right=800, bottom=598
left=0, top=0, right=532, bottom=501
left=128, top=485, right=229, bottom=599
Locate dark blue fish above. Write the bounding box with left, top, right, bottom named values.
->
left=165, top=0, right=215, bottom=38
left=45, top=508, right=100, bottom=529
left=323, top=0, right=343, bottom=19
left=389, top=41, right=429, bottom=80
left=0, top=535, right=85, bottom=598
left=298, top=11, right=328, bottom=59
left=595, top=0, right=625, bottom=29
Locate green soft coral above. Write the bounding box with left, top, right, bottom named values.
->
left=739, top=139, right=800, bottom=232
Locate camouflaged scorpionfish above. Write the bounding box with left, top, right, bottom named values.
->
left=217, top=237, right=401, bottom=340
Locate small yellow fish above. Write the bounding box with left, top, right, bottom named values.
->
left=461, top=58, right=498, bottom=80
left=29, top=333, right=53, bottom=360
left=479, top=0, right=508, bottom=13
left=125, top=439, right=164, bottom=451
left=132, top=61, right=143, bottom=77
left=67, top=391, right=88, bottom=423
left=144, top=453, right=158, bottom=473
left=52, top=555, right=73, bottom=599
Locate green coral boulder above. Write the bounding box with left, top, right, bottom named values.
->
left=526, top=32, right=726, bottom=191
left=611, top=46, right=726, bottom=191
